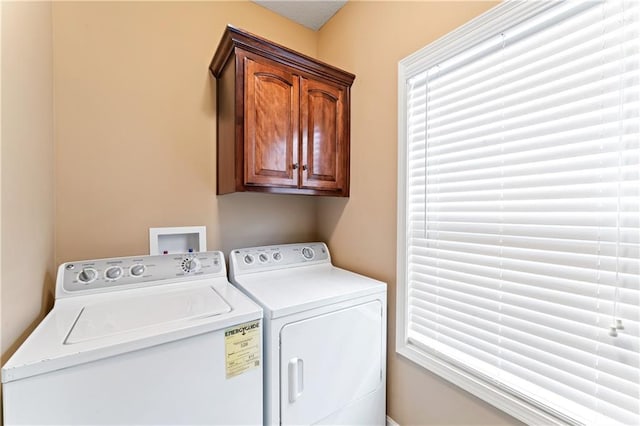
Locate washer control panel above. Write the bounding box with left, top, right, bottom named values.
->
left=230, top=242, right=330, bottom=275
left=60, top=251, right=225, bottom=295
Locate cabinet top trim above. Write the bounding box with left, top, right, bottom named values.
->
left=209, top=25, right=356, bottom=87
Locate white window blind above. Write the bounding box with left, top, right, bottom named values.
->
left=397, top=1, right=640, bottom=425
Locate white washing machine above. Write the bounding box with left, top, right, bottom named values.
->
left=229, top=242, right=387, bottom=426
left=2, top=251, right=263, bottom=425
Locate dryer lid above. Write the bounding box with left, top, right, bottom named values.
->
left=231, top=264, right=386, bottom=319
left=66, top=286, right=231, bottom=344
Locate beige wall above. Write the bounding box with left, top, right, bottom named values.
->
left=317, top=1, right=520, bottom=425
left=1, top=1, right=55, bottom=363
left=53, top=1, right=319, bottom=264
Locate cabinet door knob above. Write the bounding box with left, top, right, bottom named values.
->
left=292, top=163, right=299, bottom=170
left=302, top=165, right=308, bottom=171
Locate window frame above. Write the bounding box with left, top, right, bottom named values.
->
left=395, top=1, right=597, bottom=424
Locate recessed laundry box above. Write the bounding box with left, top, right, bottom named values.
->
left=2, top=251, right=263, bottom=425
left=229, top=242, right=387, bottom=425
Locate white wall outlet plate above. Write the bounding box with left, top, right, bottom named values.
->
left=149, top=226, right=207, bottom=255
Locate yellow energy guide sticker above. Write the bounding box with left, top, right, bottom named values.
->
left=225, top=320, right=261, bottom=379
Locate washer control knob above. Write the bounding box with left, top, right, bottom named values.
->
left=302, top=247, right=315, bottom=260
left=130, top=264, right=146, bottom=277
left=259, top=253, right=269, bottom=263
left=78, top=267, right=97, bottom=283
left=244, top=254, right=254, bottom=265
left=273, top=252, right=282, bottom=261
left=105, top=266, right=123, bottom=280
left=183, top=258, right=201, bottom=273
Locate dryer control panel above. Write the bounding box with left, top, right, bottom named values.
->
left=58, top=251, right=225, bottom=297
left=229, top=242, right=330, bottom=276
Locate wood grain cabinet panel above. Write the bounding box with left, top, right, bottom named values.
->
left=245, top=57, right=299, bottom=188
left=300, top=77, right=346, bottom=192
left=210, top=26, right=355, bottom=197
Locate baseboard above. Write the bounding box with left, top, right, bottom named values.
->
left=386, top=415, right=400, bottom=426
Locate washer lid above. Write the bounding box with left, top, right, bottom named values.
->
left=66, top=286, right=231, bottom=344
left=2, top=280, right=263, bottom=383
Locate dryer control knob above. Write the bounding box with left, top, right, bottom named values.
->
left=105, top=266, right=123, bottom=280
left=273, top=252, right=282, bottom=261
left=78, top=267, right=97, bottom=283
left=130, top=264, right=146, bottom=277
left=259, top=253, right=269, bottom=263
left=302, top=247, right=315, bottom=260
left=244, top=254, right=254, bottom=265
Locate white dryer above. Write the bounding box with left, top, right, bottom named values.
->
left=2, top=251, right=263, bottom=425
left=229, top=242, right=387, bottom=426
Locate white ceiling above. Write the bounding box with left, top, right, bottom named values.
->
left=253, top=1, right=348, bottom=31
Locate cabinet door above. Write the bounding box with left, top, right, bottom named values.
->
left=244, top=56, right=299, bottom=188
left=279, top=301, right=383, bottom=425
left=300, top=77, right=348, bottom=193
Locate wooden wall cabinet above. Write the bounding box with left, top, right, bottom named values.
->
left=210, top=26, right=355, bottom=197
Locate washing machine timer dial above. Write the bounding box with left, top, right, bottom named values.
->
left=181, top=257, right=201, bottom=273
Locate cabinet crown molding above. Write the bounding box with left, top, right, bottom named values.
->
left=209, top=25, right=355, bottom=87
